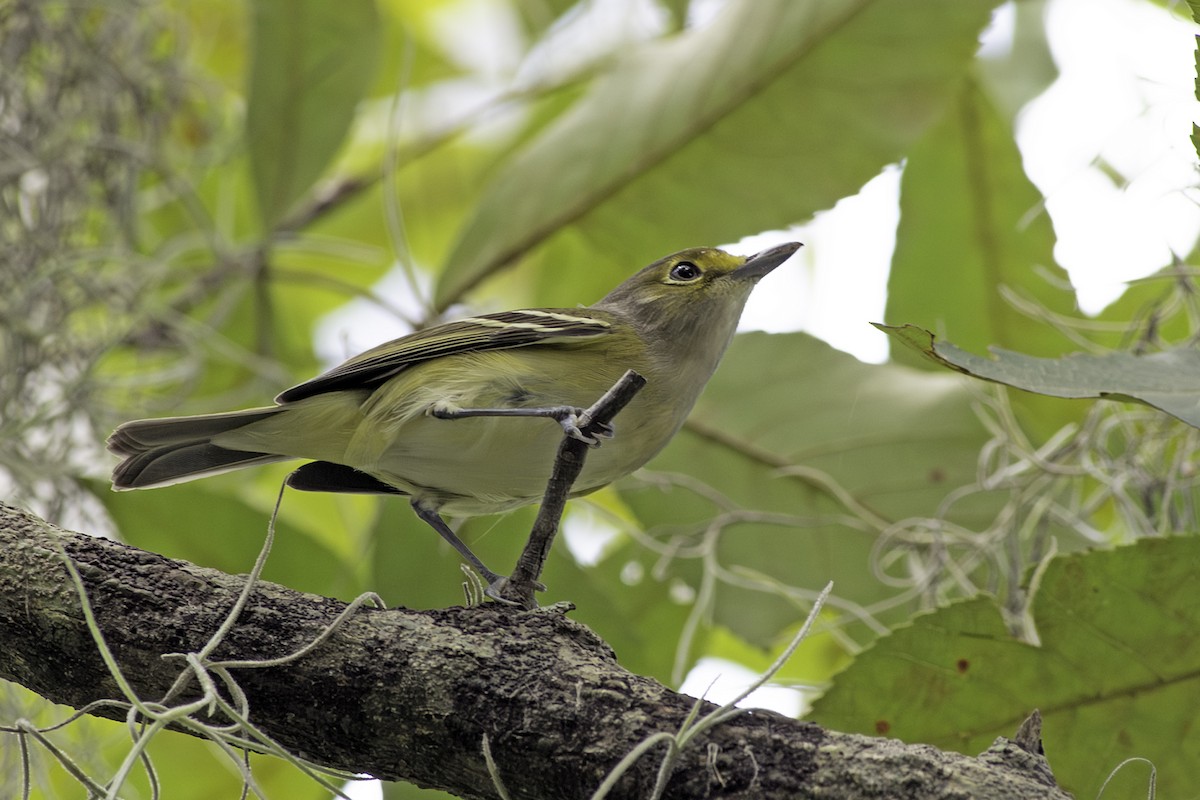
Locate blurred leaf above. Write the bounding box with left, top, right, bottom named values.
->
left=368, top=502, right=535, bottom=609
left=548, top=535, right=695, bottom=683
left=246, top=0, right=381, bottom=230
left=811, top=535, right=1200, bottom=800
left=0, top=688, right=134, bottom=800
left=1188, top=1, right=1200, bottom=160
left=248, top=463, right=381, bottom=574
left=1092, top=250, right=1200, bottom=348
left=368, top=504, right=467, bottom=610
left=660, top=0, right=691, bottom=31
left=381, top=777, right=459, bottom=799
left=619, top=331, right=996, bottom=647
left=391, top=139, right=521, bottom=272
left=878, top=323, right=1200, bottom=429
left=142, top=146, right=262, bottom=248
left=329, top=96, right=580, bottom=283
left=97, top=481, right=359, bottom=599
left=135, top=736, right=331, bottom=800
left=369, top=0, right=464, bottom=95
left=436, top=0, right=998, bottom=308
left=268, top=245, right=392, bottom=375
left=527, top=227, right=623, bottom=308
left=703, top=619, right=854, bottom=691
left=975, top=0, right=1057, bottom=120
left=3, top=684, right=331, bottom=800
left=176, top=276, right=291, bottom=406
left=511, top=0, right=580, bottom=37
left=886, top=76, right=1073, bottom=368
left=170, top=0, right=248, bottom=90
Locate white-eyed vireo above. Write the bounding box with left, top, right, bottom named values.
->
left=109, top=242, right=800, bottom=588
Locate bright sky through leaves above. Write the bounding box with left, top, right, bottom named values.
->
left=739, top=0, right=1200, bottom=363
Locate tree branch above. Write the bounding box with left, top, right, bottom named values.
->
left=0, top=502, right=1071, bottom=799
left=503, top=369, right=647, bottom=606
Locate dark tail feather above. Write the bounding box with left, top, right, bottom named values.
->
left=108, top=408, right=289, bottom=490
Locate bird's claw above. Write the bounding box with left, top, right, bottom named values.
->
left=483, top=580, right=521, bottom=605
left=484, top=576, right=546, bottom=607
left=591, top=421, right=615, bottom=440
left=557, top=408, right=614, bottom=447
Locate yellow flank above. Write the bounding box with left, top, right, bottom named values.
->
left=357, top=347, right=666, bottom=513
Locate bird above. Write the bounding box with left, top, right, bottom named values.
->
left=108, top=242, right=801, bottom=593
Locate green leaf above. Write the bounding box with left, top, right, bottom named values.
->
left=97, top=481, right=360, bottom=599
left=811, top=536, right=1200, bottom=800
left=267, top=245, right=392, bottom=375
left=974, top=0, right=1057, bottom=120
left=660, top=0, right=691, bottom=31
left=542, top=534, right=695, bottom=682
left=877, top=323, right=1200, bottom=429
left=245, top=0, right=381, bottom=230
left=1091, top=259, right=1200, bottom=347
left=511, top=0, right=581, bottom=38
left=435, top=0, right=998, bottom=308
left=1188, top=2, right=1200, bottom=161
left=619, top=331, right=996, bottom=647
left=381, top=778, right=459, bottom=800
left=1, top=686, right=331, bottom=800
left=366, top=502, right=518, bottom=611
left=703, top=619, right=854, bottom=690
left=368, top=1, right=464, bottom=95
left=886, top=76, right=1073, bottom=368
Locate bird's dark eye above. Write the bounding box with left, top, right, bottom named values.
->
left=669, top=261, right=701, bottom=282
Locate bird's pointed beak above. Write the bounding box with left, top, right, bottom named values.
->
left=735, top=242, right=802, bottom=281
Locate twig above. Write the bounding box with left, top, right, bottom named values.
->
left=481, top=733, right=514, bottom=800
left=274, top=176, right=376, bottom=234
left=501, top=369, right=647, bottom=607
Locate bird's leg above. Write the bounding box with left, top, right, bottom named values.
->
left=430, top=404, right=614, bottom=446
left=410, top=500, right=521, bottom=603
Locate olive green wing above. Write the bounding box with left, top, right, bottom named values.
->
left=276, top=308, right=615, bottom=403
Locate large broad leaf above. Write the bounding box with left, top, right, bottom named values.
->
left=811, top=535, right=1200, bottom=800
left=617, top=331, right=999, bottom=648
left=246, top=0, right=381, bottom=230
left=435, top=0, right=999, bottom=308
left=886, top=76, right=1073, bottom=368
left=97, top=481, right=362, bottom=601
left=878, top=323, right=1200, bottom=429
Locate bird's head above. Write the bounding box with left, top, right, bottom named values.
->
left=594, top=242, right=801, bottom=357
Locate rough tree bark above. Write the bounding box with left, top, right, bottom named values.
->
left=0, top=502, right=1071, bottom=799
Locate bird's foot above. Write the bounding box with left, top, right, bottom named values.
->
left=483, top=575, right=546, bottom=608
left=554, top=407, right=614, bottom=446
